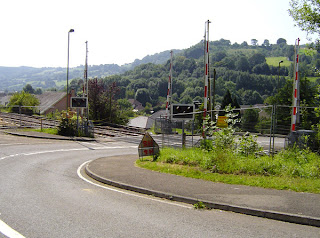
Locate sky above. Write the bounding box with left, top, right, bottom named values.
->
left=0, top=0, right=313, bottom=68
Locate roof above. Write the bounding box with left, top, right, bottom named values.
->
left=128, top=99, right=144, bottom=111
left=36, top=92, right=66, bottom=114
left=128, top=116, right=149, bottom=128
left=0, top=95, right=10, bottom=106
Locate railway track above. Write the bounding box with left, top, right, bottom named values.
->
left=0, top=112, right=145, bottom=137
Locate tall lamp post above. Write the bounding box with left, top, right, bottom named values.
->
left=271, top=60, right=284, bottom=155
left=278, top=60, right=284, bottom=97
left=66, top=29, right=74, bottom=110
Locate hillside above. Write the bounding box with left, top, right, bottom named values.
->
left=0, top=49, right=181, bottom=92
left=1, top=38, right=319, bottom=108
left=100, top=38, right=320, bottom=107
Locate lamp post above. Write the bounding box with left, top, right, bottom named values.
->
left=271, top=60, right=284, bottom=155
left=277, top=60, right=284, bottom=97
left=66, top=29, right=74, bottom=110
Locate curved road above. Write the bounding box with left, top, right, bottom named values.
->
left=0, top=132, right=318, bottom=237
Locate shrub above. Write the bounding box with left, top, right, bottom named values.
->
left=57, top=116, right=77, bottom=136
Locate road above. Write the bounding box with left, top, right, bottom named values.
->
left=0, top=132, right=318, bottom=237
left=116, top=133, right=285, bottom=152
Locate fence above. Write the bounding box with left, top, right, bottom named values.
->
left=0, top=105, right=93, bottom=137
left=153, top=105, right=320, bottom=152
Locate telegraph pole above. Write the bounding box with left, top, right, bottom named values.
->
left=84, top=41, right=88, bottom=98
left=165, top=50, right=173, bottom=119
left=84, top=41, right=89, bottom=130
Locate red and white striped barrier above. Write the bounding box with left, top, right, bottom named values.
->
left=291, top=38, right=300, bottom=132
left=203, top=20, right=210, bottom=137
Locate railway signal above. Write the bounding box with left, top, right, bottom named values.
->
left=171, top=104, right=194, bottom=121
left=71, top=97, right=88, bottom=108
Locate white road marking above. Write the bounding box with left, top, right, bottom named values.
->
left=0, top=143, right=151, bottom=237
left=0, top=142, right=53, bottom=146
left=77, top=161, right=191, bottom=209
left=0, top=219, right=25, bottom=238
left=0, top=146, right=137, bottom=161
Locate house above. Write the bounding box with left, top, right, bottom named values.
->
left=0, top=95, right=11, bottom=106
left=36, top=92, right=68, bottom=115
left=128, top=110, right=166, bottom=129
left=36, top=90, right=76, bottom=115
left=128, top=99, right=144, bottom=112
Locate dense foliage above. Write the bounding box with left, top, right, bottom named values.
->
left=289, top=0, right=320, bottom=49
left=90, top=39, right=319, bottom=113
left=87, top=78, right=133, bottom=124
left=3, top=37, right=320, bottom=126
left=7, top=91, right=39, bottom=114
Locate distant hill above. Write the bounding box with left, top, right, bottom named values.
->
left=0, top=49, right=181, bottom=92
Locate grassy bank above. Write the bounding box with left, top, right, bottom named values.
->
left=136, top=147, right=320, bottom=193
left=21, top=128, right=58, bottom=135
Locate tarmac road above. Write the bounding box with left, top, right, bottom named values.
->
left=0, top=132, right=318, bottom=237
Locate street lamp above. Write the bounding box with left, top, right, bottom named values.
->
left=66, top=29, right=74, bottom=110
left=278, top=60, right=284, bottom=95
left=271, top=60, right=284, bottom=155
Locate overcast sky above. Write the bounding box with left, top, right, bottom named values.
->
left=0, top=0, right=312, bottom=68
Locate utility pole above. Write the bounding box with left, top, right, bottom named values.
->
left=84, top=41, right=88, bottom=98
left=165, top=50, right=173, bottom=119
left=84, top=41, right=89, bottom=121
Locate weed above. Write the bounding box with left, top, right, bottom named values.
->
left=193, top=201, right=207, bottom=209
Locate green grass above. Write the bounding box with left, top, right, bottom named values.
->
left=53, top=80, right=66, bottom=87
left=22, top=128, right=58, bottom=135
left=136, top=147, right=320, bottom=193
left=304, top=76, right=320, bottom=83
left=266, top=57, right=292, bottom=67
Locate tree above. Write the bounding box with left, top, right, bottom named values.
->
left=252, top=63, right=271, bottom=75
left=289, top=0, right=320, bottom=47
left=220, top=89, right=241, bottom=115
left=262, top=39, right=270, bottom=47
left=248, top=53, right=266, bottom=68
left=23, top=84, right=35, bottom=94
left=88, top=78, right=105, bottom=120
left=135, top=88, right=150, bottom=107
left=242, top=107, right=259, bottom=132
left=241, top=41, right=248, bottom=47
left=8, top=91, right=39, bottom=115
left=277, top=38, right=287, bottom=45
left=235, top=56, right=251, bottom=72
left=220, top=89, right=233, bottom=112
left=34, top=88, right=43, bottom=95
left=251, top=39, right=258, bottom=46
left=88, top=79, right=129, bottom=124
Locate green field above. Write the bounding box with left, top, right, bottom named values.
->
left=54, top=80, right=66, bottom=87
left=266, top=57, right=292, bottom=67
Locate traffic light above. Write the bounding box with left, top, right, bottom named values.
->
left=171, top=104, right=194, bottom=120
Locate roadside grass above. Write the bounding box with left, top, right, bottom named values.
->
left=21, top=128, right=58, bottom=135
left=136, top=147, right=320, bottom=193
left=266, top=57, right=292, bottom=67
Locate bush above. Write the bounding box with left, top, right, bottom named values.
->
left=237, top=132, right=262, bottom=156
left=57, top=117, right=77, bottom=136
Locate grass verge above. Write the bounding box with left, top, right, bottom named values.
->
left=136, top=147, right=320, bottom=194
left=21, top=128, right=58, bottom=135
